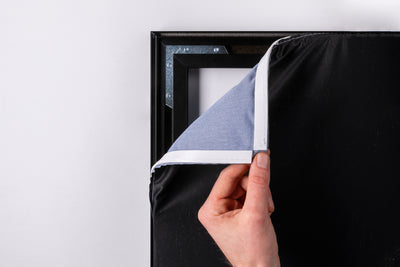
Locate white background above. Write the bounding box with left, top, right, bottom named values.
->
left=1, top=0, right=400, bottom=266
left=188, top=68, right=251, bottom=123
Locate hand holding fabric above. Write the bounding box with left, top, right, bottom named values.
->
left=198, top=151, right=280, bottom=267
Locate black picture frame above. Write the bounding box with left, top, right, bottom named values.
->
left=150, top=31, right=400, bottom=267
left=151, top=31, right=315, bottom=166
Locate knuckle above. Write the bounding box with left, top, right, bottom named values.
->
left=250, top=174, right=267, bottom=186
left=268, top=207, right=275, bottom=216
left=242, top=211, right=267, bottom=226
left=197, top=206, right=209, bottom=225
left=197, top=207, right=205, bottom=223
left=270, top=205, right=275, bottom=213
left=219, top=168, right=231, bottom=179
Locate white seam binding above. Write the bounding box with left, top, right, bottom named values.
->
left=151, top=150, right=253, bottom=173
left=253, top=36, right=291, bottom=151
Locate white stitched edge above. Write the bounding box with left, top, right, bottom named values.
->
left=151, top=150, right=253, bottom=173
left=253, top=36, right=291, bottom=151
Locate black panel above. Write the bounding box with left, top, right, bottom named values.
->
left=151, top=32, right=400, bottom=267
left=268, top=33, right=400, bottom=267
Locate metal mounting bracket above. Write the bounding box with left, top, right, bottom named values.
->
left=164, top=45, right=228, bottom=108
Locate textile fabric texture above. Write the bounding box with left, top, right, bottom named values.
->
left=151, top=33, right=400, bottom=267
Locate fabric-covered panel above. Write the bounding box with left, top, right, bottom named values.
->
left=151, top=165, right=229, bottom=267
left=152, top=33, right=400, bottom=266
left=269, top=33, right=400, bottom=267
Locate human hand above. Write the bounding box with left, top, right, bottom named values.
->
left=198, top=151, right=280, bottom=267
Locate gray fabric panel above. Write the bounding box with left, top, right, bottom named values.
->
left=169, top=65, right=257, bottom=152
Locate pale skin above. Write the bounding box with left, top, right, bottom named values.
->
left=198, top=151, right=280, bottom=267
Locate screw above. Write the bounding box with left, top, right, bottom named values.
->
left=183, top=47, right=190, bottom=52
left=166, top=62, right=172, bottom=68
left=213, top=47, right=220, bottom=53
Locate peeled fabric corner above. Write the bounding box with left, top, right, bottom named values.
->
left=150, top=33, right=400, bottom=267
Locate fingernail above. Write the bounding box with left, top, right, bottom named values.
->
left=256, top=153, right=269, bottom=169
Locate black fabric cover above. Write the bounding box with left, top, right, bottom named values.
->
left=151, top=33, right=400, bottom=267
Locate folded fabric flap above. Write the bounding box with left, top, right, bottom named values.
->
left=151, top=67, right=257, bottom=173
left=151, top=37, right=290, bottom=173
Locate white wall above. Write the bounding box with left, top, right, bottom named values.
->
left=1, top=0, right=399, bottom=266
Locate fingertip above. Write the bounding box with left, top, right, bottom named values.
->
left=255, top=152, right=269, bottom=170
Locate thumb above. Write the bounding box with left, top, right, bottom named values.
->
left=243, top=152, right=271, bottom=214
